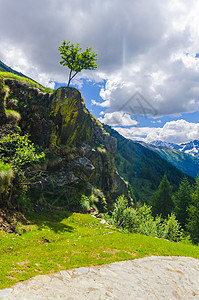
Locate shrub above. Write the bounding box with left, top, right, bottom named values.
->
left=112, top=195, right=128, bottom=227
left=0, top=161, right=14, bottom=201
left=80, top=189, right=107, bottom=213
left=0, top=133, right=45, bottom=168
left=0, top=133, right=45, bottom=209
left=111, top=195, right=183, bottom=242
left=162, top=214, right=183, bottom=242
left=0, top=161, right=14, bottom=186
left=80, top=195, right=90, bottom=211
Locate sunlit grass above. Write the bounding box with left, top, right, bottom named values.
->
left=0, top=71, right=54, bottom=93
left=0, top=211, right=199, bottom=289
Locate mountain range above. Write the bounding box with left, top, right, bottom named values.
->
left=139, top=141, right=199, bottom=179
left=104, top=125, right=195, bottom=202
left=151, top=140, right=199, bottom=159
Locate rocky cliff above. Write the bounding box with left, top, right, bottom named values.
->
left=0, top=77, right=128, bottom=209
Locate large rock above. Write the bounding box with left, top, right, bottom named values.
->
left=1, top=79, right=129, bottom=203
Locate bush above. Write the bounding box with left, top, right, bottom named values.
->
left=111, top=195, right=183, bottom=242
left=0, top=133, right=45, bottom=168
left=80, top=195, right=90, bottom=211
left=112, top=195, right=128, bottom=227
left=0, top=133, right=45, bottom=209
left=162, top=214, right=183, bottom=242
left=0, top=161, right=14, bottom=204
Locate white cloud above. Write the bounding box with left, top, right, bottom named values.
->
left=0, top=0, right=199, bottom=118
left=114, top=119, right=199, bottom=144
left=99, top=112, right=138, bottom=127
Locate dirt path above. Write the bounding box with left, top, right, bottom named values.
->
left=0, top=256, right=199, bottom=299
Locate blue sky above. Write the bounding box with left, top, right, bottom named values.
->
left=1, top=0, right=199, bottom=144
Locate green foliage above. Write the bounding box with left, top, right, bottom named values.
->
left=173, top=177, right=192, bottom=228
left=0, top=161, right=14, bottom=186
left=80, top=189, right=107, bottom=213
left=1, top=212, right=199, bottom=289
left=0, top=133, right=45, bottom=209
left=128, top=183, right=137, bottom=202
left=0, top=133, right=45, bottom=169
left=187, top=177, right=199, bottom=244
left=111, top=196, right=183, bottom=242
left=0, top=161, right=14, bottom=197
left=58, top=41, right=98, bottom=87
left=150, top=174, right=174, bottom=218
left=80, top=195, right=90, bottom=211
left=112, top=195, right=128, bottom=227
left=162, top=214, right=183, bottom=242
left=104, top=125, right=195, bottom=203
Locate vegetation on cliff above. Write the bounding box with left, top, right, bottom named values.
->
left=0, top=71, right=128, bottom=218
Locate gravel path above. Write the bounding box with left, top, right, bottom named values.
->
left=0, top=256, right=199, bottom=299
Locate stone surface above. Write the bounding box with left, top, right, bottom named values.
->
left=1, top=256, right=199, bottom=299
left=1, top=79, right=128, bottom=201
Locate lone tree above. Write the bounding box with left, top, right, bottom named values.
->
left=58, top=41, right=98, bottom=87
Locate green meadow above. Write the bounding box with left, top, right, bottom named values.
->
left=0, top=211, right=199, bottom=289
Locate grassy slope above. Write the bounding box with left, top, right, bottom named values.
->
left=0, top=60, right=28, bottom=78
left=0, top=212, right=199, bottom=289
left=0, top=71, right=54, bottom=94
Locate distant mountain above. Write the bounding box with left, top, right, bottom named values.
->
left=0, top=60, right=28, bottom=78
left=104, top=125, right=195, bottom=203
left=151, top=140, right=199, bottom=159
left=140, top=141, right=199, bottom=179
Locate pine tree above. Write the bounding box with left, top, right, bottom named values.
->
left=173, top=177, right=192, bottom=229
left=187, top=177, right=199, bottom=244
left=151, top=174, right=174, bottom=218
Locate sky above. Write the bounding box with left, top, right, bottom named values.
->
left=1, top=0, right=199, bottom=144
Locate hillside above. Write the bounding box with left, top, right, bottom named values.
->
left=139, top=142, right=199, bottom=179
left=104, top=125, right=195, bottom=202
left=0, top=60, right=28, bottom=78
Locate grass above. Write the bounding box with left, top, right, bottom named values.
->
left=0, top=161, right=14, bottom=185
left=0, top=71, right=54, bottom=94
left=0, top=211, right=199, bottom=289
left=5, top=109, right=21, bottom=122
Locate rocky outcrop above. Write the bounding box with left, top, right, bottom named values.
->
left=0, top=79, right=8, bottom=125
left=1, top=78, right=128, bottom=205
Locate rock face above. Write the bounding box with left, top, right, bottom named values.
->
left=1, top=78, right=128, bottom=205
left=0, top=79, right=7, bottom=125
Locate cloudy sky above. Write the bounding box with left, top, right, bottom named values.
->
left=1, top=0, right=199, bottom=144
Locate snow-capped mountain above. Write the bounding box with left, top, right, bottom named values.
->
left=150, top=140, right=199, bottom=159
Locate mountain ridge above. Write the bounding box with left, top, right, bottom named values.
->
left=139, top=141, right=199, bottom=179
left=151, top=140, right=199, bottom=159
left=104, top=125, right=195, bottom=202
